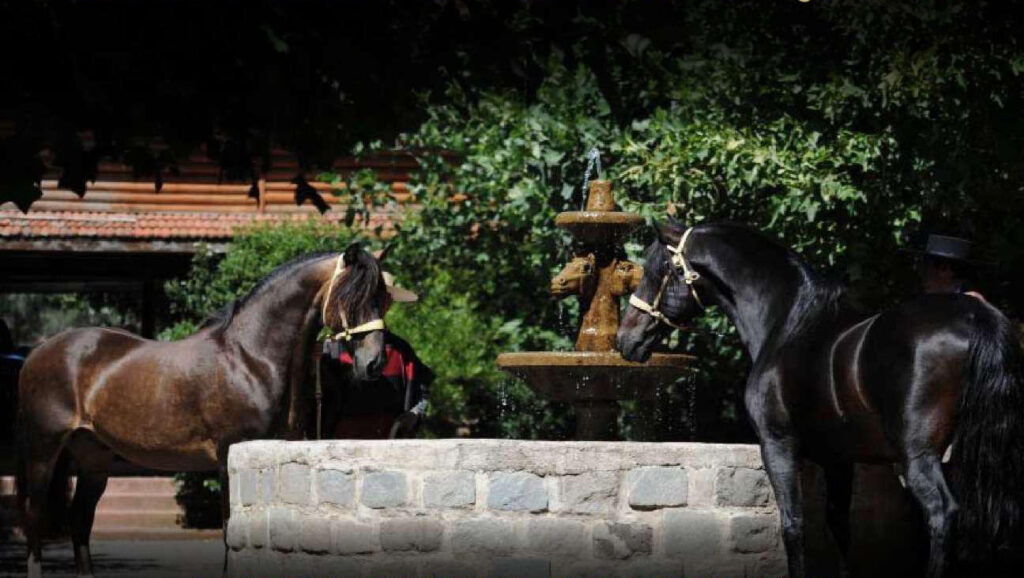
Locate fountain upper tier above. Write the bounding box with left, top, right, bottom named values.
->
left=495, top=179, right=694, bottom=440
left=554, top=211, right=644, bottom=246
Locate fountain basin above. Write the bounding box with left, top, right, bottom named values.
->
left=496, top=351, right=694, bottom=402
left=555, top=211, right=644, bottom=245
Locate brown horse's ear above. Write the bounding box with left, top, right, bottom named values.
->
left=372, top=243, right=393, bottom=263
left=343, top=242, right=362, bottom=267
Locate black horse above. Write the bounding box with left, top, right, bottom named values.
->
left=618, top=221, right=1024, bottom=577
left=16, top=242, right=389, bottom=578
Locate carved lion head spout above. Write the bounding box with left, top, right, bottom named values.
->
left=551, top=253, right=597, bottom=298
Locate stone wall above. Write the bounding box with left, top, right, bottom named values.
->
left=226, top=439, right=921, bottom=578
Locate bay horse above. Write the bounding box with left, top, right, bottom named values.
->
left=16, top=242, right=390, bottom=578
left=618, top=221, right=1024, bottom=577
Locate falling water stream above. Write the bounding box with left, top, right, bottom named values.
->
left=579, top=147, right=602, bottom=211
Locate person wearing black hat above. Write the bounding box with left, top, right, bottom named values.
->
left=911, top=234, right=987, bottom=301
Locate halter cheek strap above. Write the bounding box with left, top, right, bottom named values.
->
left=627, top=226, right=704, bottom=329
left=321, top=255, right=386, bottom=342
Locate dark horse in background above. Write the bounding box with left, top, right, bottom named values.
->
left=619, top=221, right=1024, bottom=577
left=16, top=243, right=390, bottom=578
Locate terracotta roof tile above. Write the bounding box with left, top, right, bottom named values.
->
left=0, top=208, right=399, bottom=241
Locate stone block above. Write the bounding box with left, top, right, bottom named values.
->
left=250, top=510, right=269, bottom=549
left=615, top=560, right=684, bottom=578
left=730, top=514, right=777, bottom=553
left=269, top=508, right=298, bottom=552
left=380, top=518, right=444, bottom=552
left=423, top=560, right=479, bottom=578
left=298, top=517, right=331, bottom=554
left=451, top=519, right=518, bottom=556
left=361, top=471, right=408, bottom=508
left=226, top=512, right=248, bottom=551
left=628, top=467, right=687, bottom=510
left=288, top=553, right=329, bottom=578
left=524, top=519, right=586, bottom=556
left=258, top=468, right=277, bottom=505
left=423, top=561, right=479, bottom=578
left=593, top=521, right=652, bottom=559
left=318, top=558, right=365, bottom=578
left=747, top=554, right=788, bottom=578
left=228, top=550, right=257, bottom=578
left=715, top=467, right=771, bottom=507
left=559, top=471, right=618, bottom=514
left=233, top=549, right=281, bottom=578
left=491, top=558, right=550, bottom=578
left=423, top=470, right=476, bottom=508
left=316, top=468, right=355, bottom=507
left=237, top=469, right=258, bottom=506
left=487, top=472, right=548, bottom=512
left=555, top=561, right=610, bottom=578
left=279, top=463, right=312, bottom=505
left=368, top=560, right=420, bottom=578
left=663, top=509, right=723, bottom=560
left=331, top=520, right=378, bottom=555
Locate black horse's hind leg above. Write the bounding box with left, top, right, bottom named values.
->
left=66, top=431, right=114, bottom=578
left=760, top=436, right=807, bottom=578
left=824, top=462, right=854, bottom=577
left=903, top=453, right=957, bottom=578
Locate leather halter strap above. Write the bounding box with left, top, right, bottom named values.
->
left=627, top=226, right=704, bottom=329
left=321, top=255, right=386, bottom=342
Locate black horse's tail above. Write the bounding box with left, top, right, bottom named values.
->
left=950, top=306, right=1024, bottom=568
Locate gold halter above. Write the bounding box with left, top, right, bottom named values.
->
left=321, top=255, right=386, bottom=342
left=627, top=227, right=704, bottom=329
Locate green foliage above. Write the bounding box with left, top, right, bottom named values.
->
left=163, top=220, right=363, bottom=328
left=163, top=0, right=1024, bottom=442
left=172, top=472, right=222, bottom=529
left=386, top=272, right=571, bottom=439
left=0, top=293, right=141, bottom=346
left=343, top=0, right=1024, bottom=440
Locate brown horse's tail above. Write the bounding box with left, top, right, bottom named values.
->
left=950, top=306, right=1024, bottom=571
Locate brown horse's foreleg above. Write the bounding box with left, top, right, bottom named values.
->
left=903, top=453, right=957, bottom=578
left=66, top=432, right=114, bottom=578
left=760, top=436, right=807, bottom=578
left=824, top=462, right=854, bottom=577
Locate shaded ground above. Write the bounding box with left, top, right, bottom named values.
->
left=0, top=540, right=223, bottom=578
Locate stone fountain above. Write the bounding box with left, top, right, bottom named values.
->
left=496, top=180, right=694, bottom=440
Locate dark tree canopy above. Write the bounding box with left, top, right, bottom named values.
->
left=1, top=0, right=689, bottom=210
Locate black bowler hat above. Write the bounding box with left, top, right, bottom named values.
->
left=904, top=234, right=991, bottom=265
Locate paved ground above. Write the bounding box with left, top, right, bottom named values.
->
left=0, top=539, right=224, bottom=578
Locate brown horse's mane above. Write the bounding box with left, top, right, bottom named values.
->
left=200, top=251, right=337, bottom=333
left=198, top=247, right=385, bottom=334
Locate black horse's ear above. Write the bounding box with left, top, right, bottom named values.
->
left=343, top=242, right=363, bottom=267
left=653, top=220, right=678, bottom=246
left=372, top=243, right=393, bottom=263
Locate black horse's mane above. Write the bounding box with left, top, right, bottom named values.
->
left=659, top=220, right=849, bottom=339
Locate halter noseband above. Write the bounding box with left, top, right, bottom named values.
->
left=321, top=255, right=386, bottom=342
left=628, top=227, right=704, bottom=329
